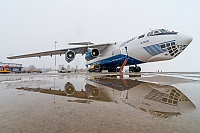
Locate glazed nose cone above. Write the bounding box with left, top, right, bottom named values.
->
left=176, top=33, right=193, bottom=46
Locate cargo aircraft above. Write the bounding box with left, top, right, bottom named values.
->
left=7, top=29, right=193, bottom=72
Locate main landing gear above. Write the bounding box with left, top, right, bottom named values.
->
left=129, top=65, right=141, bottom=72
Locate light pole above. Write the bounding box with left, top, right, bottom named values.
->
left=54, top=41, right=57, bottom=70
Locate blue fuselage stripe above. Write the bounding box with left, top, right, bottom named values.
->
left=86, top=54, right=144, bottom=68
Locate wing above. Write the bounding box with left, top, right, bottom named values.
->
left=7, top=42, right=114, bottom=59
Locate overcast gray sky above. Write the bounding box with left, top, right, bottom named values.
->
left=1, top=0, right=200, bottom=72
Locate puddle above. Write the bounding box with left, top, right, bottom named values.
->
left=0, top=73, right=200, bottom=133
left=14, top=74, right=196, bottom=118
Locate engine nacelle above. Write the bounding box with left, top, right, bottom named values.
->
left=85, top=84, right=100, bottom=97
left=65, top=50, right=76, bottom=63
left=85, top=48, right=99, bottom=61
left=64, top=82, right=75, bottom=95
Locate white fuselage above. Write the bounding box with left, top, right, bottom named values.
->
left=6, top=29, right=192, bottom=72
left=86, top=30, right=192, bottom=69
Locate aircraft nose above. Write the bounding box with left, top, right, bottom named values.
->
left=176, top=33, right=193, bottom=45
left=178, top=100, right=196, bottom=113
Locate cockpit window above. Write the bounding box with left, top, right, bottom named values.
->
left=147, top=29, right=177, bottom=36
left=154, top=30, right=161, bottom=35
left=138, top=34, right=145, bottom=39
left=160, top=29, right=170, bottom=33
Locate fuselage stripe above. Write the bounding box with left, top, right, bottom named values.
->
left=86, top=54, right=144, bottom=68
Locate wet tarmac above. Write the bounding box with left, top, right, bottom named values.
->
left=0, top=72, right=200, bottom=133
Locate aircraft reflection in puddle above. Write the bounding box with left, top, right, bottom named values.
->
left=16, top=75, right=196, bottom=118
left=88, top=76, right=196, bottom=118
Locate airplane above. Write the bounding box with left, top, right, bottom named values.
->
left=7, top=29, right=193, bottom=72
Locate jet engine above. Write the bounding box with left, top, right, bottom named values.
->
left=65, top=50, right=76, bottom=63
left=85, top=84, right=100, bottom=97
left=85, top=48, right=99, bottom=61
left=64, top=82, right=75, bottom=95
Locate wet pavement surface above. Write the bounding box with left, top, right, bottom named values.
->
left=0, top=72, right=200, bottom=133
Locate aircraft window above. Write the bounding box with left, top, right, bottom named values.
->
left=149, top=29, right=177, bottom=36
left=171, top=42, right=175, bottom=46
left=166, top=43, right=170, bottom=47
left=154, top=30, right=161, bottom=35
left=160, top=29, right=171, bottom=33
left=147, top=31, right=155, bottom=36
left=168, top=99, right=173, bottom=104
left=174, top=52, right=181, bottom=57
left=138, top=34, right=145, bottom=39
left=162, top=98, right=167, bottom=102
left=174, top=97, right=178, bottom=101
left=160, top=44, right=165, bottom=49
left=160, top=29, right=167, bottom=33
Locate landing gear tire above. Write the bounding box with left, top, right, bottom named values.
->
left=136, top=66, right=141, bottom=72
left=108, top=67, right=116, bottom=72
left=116, top=67, right=120, bottom=72
left=129, top=67, right=136, bottom=72
left=129, top=66, right=141, bottom=72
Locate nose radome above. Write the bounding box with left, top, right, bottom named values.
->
left=176, top=33, right=193, bottom=45
left=177, top=100, right=196, bottom=113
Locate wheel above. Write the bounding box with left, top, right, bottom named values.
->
left=129, top=66, right=141, bottom=72
left=129, top=67, right=136, bottom=72
left=108, top=67, right=115, bottom=72
left=116, top=67, right=120, bottom=72
left=135, top=66, right=141, bottom=72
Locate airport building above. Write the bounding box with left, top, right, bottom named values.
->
left=0, top=62, right=23, bottom=73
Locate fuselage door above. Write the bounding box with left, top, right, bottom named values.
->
left=120, top=46, right=128, bottom=56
